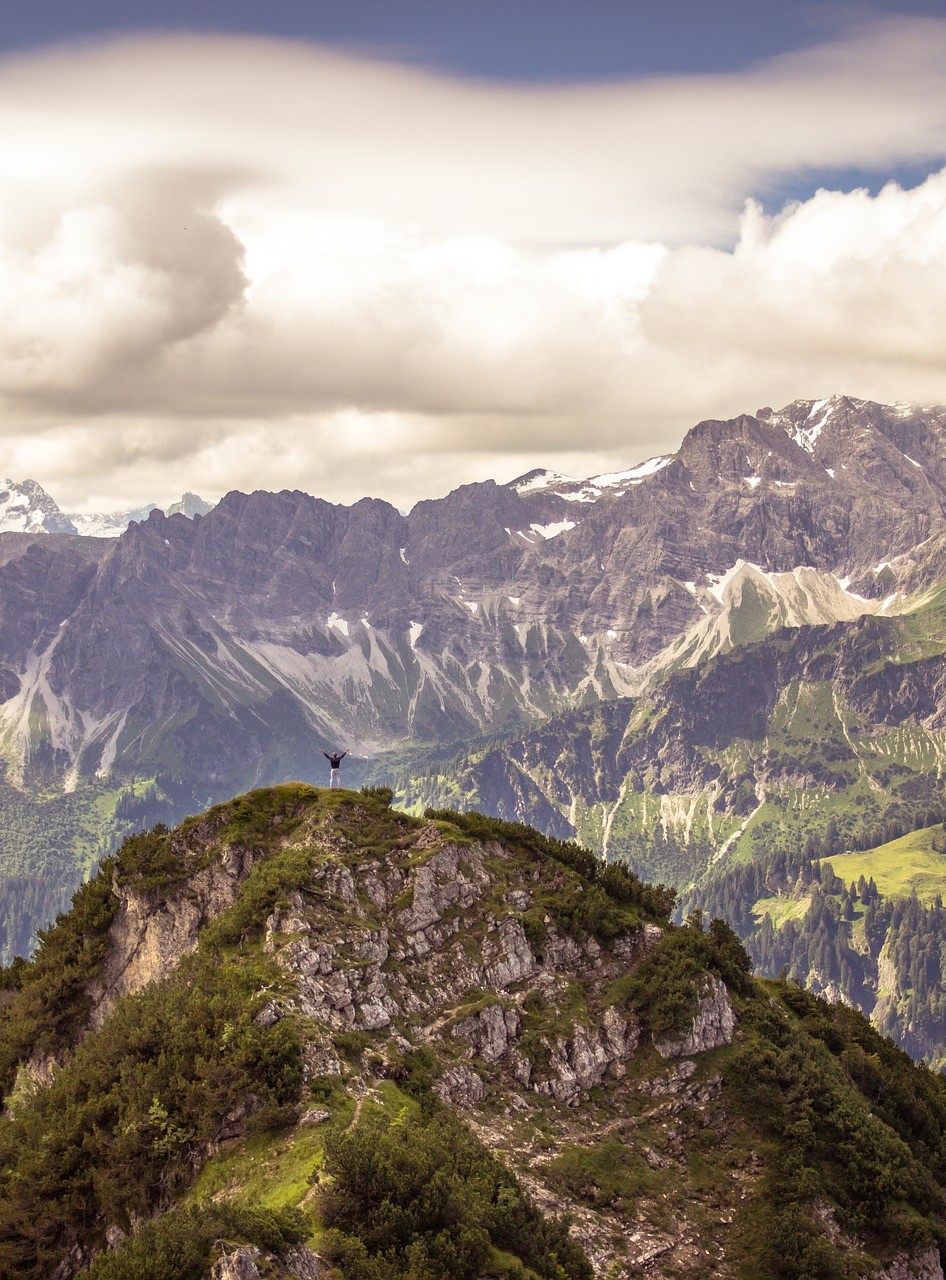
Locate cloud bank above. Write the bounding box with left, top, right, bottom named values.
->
left=1, top=19, right=946, bottom=508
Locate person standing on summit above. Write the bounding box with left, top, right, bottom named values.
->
left=322, top=747, right=349, bottom=788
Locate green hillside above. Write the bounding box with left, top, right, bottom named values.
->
left=824, top=824, right=946, bottom=904
left=2, top=787, right=946, bottom=1278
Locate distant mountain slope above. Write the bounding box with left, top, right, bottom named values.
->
left=4, top=394, right=946, bottom=793
left=388, top=590, right=946, bottom=868
left=686, top=823, right=946, bottom=1071
left=1, top=786, right=945, bottom=1279
left=66, top=491, right=215, bottom=537
left=0, top=477, right=215, bottom=538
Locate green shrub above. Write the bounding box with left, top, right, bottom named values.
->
left=86, top=1203, right=305, bottom=1280
left=334, top=1029, right=373, bottom=1064
left=520, top=909, right=548, bottom=952
left=0, top=865, right=119, bottom=1091
left=360, top=786, right=394, bottom=807
left=614, top=918, right=752, bottom=1039
left=0, top=949, right=304, bottom=1280
left=423, top=809, right=676, bottom=923
left=321, top=1101, right=592, bottom=1280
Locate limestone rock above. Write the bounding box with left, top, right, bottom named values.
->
left=210, top=1245, right=321, bottom=1280
left=453, top=1002, right=520, bottom=1061
left=399, top=843, right=490, bottom=936
left=643, top=1059, right=698, bottom=1096
left=535, top=1008, right=639, bottom=1104
left=435, top=1063, right=486, bottom=1108
left=871, top=1249, right=944, bottom=1280
left=483, top=915, right=535, bottom=987
left=211, top=1247, right=262, bottom=1280
left=655, top=975, right=735, bottom=1058
left=87, top=844, right=256, bottom=1029
left=299, top=1107, right=332, bottom=1125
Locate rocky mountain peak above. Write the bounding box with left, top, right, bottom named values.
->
left=0, top=478, right=77, bottom=535
left=1, top=786, right=945, bottom=1280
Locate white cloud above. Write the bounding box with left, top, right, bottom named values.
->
left=0, top=20, right=945, bottom=507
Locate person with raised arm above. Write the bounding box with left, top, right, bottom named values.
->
left=322, top=747, right=349, bottom=788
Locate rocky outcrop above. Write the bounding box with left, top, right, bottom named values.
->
left=435, top=1062, right=486, bottom=1108
left=533, top=1007, right=640, bottom=1104
left=211, top=1248, right=263, bottom=1280
left=453, top=1002, right=521, bottom=1062
left=254, top=825, right=663, bottom=1119
left=871, top=1248, right=944, bottom=1280
left=210, top=1245, right=320, bottom=1280
left=87, top=842, right=256, bottom=1030
left=655, top=976, right=736, bottom=1058
left=397, top=840, right=492, bottom=946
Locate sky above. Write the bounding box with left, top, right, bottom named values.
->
left=2, top=1, right=946, bottom=512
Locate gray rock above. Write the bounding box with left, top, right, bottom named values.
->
left=534, top=1009, right=640, bottom=1104
left=484, top=916, right=535, bottom=987
left=642, top=1059, right=697, bottom=1096
left=399, top=844, right=489, bottom=934
left=655, top=976, right=735, bottom=1058
left=871, top=1249, right=944, bottom=1280
left=211, top=1247, right=262, bottom=1280
left=435, top=1064, right=486, bottom=1108
left=282, top=1247, right=321, bottom=1279
left=299, top=1107, right=332, bottom=1125
left=627, top=1231, right=675, bottom=1266
left=86, top=844, right=256, bottom=1029
left=453, top=1002, right=520, bottom=1061
left=210, top=1244, right=321, bottom=1280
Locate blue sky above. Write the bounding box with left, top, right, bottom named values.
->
left=0, top=1, right=945, bottom=508
left=3, top=0, right=942, bottom=80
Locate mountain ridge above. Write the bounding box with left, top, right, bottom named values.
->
left=0, top=480, right=214, bottom=539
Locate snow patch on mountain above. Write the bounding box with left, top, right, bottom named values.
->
left=591, top=456, right=672, bottom=487
left=790, top=398, right=835, bottom=453
left=510, top=469, right=575, bottom=493
left=530, top=520, right=576, bottom=540
left=558, top=487, right=603, bottom=503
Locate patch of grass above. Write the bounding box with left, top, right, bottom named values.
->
left=823, top=826, right=946, bottom=903
left=188, top=1123, right=328, bottom=1210
left=545, top=1137, right=658, bottom=1209
left=753, top=894, right=812, bottom=926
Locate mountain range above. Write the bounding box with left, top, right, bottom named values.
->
left=3, top=394, right=946, bottom=1067
left=0, top=481, right=214, bottom=538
